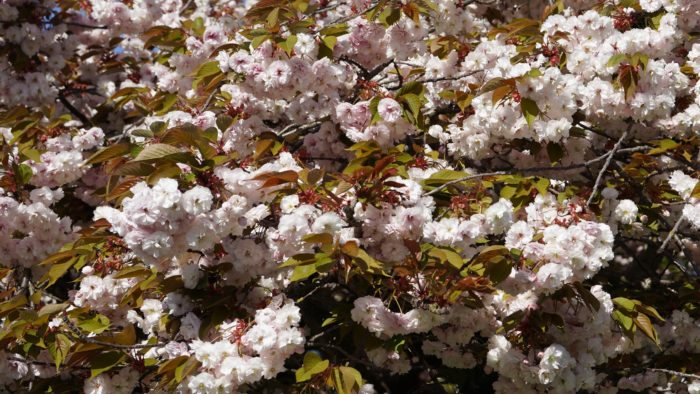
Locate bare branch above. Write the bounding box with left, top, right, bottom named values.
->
left=658, top=215, right=684, bottom=254
left=63, top=21, right=110, bottom=29
left=278, top=118, right=328, bottom=138
left=648, top=368, right=700, bottom=380
left=586, top=129, right=629, bottom=206
left=426, top=171, right=507, bottom=196
left=57, top=90, right=92, bottom=127
left=387, top=70, right=483, bottom=90
left=426, top=145, right=648, bottom=197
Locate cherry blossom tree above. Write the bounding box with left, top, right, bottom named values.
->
left=0, top=0, right=699, bottom=393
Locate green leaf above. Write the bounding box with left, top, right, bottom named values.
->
left=0, top=294, right=27, bottom=316
left=16, top=163, right=32, bottom=184
left=648, top=139, right=679, bottom=155
left=546, top=142, right=564, bottom=163
left=630, top=53, right=649, bottom=70
left=86, top=143, right=132, bottom=164
left=612, top=310, right=635, bottom=337
left=38, top=303, right=68, bottom=317
left=320, top=24, right=349, bottom=36
left=266, top=7, right=280, bottom=27
left=533, top=177, right=550, bottom=195
left=332, top=366, right=363, bottom=394
left=491, top=84, right=512, bottom=105
left=295, top=352, right=330, bottom=382
left=485, top=256, right=512, bottom=284
left=691, top=181, right=700, bottom=199
left=175, top=357, right=201, bottom=383
left=150, top=121, right=168, bottom=135
left=572, top=282, right=600, bottom=312
left=48, top=333, right=71, bottom=371
left=428, top=247, right=464, bottom=269
left=397, top=81, right=425, bottom=97
left=78, top=314, right=111, bottom=334
left=520, top=98, right=539, bottom=127
left=251, top=34, right=272, bottom=48
left=613, top=297, right=637, bottom=313
left=278, top=35, right=298, bottom=56
left=422, top=169, right=468, bottom=184
left=500, top=185, right=517, bottom=199
left=111, top=161, right=155, bottom=176
left=649, top=12, right=665, bottom=30
left=353, top=249, right=384, bottom=273
left=472, top=245, right=512, bottom=284
left=636, top=304, right=665, bottom=322
left=401, top=93, right=422, bottom=118
left=607, top=53, right=627, bottom=68
left=194, top=61, right=221, bottom=79
left=133, top=143, right=183, bottom=162
left=291, top=264, right=319, bottom=281
left=157, top=355, right=188, bottom=376
left=154, top=94, right=178, bottom=116
left=441, top=248, right=465, bottom=269
left=279, top=254, right=312, bottom=268
left=216, top=115, right=234, bottom=131
left=634, top=313, right=659, bottom=345
left=369, top=96, right=382, bottom=124
left=90, top=351, right=126, bottom=378
left=378, top=6, right=401, bottom=26
left=131, top=129, right=154, bottom=138
left=318, top=36, right=337, bottom=58
left=42, top=259, right=77, bottom=287
left=478, top=77, right=507, bottom=96
left=302, top=233, right=334, bottom=245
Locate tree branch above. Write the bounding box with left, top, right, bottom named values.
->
left=586, top=129, right=628, bottom=206
left=57, top=90, right=92, bottom=126
left=658, top=215, right=684, bottom=254
left=648, top=368, right=700, bottom=380
left=425, top=145, right=647, bottom=197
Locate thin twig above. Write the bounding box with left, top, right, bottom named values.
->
left=57, top=90, right=92, bottom=126
left=386, top=70, right=483, bottom=90
left=426, top=171, right=507, bottom=196
left=302, top=156, right=348, bottom=163
left=425, top=145, right=647, bottom=197
left=63, top=21, right=109, bottom=29
left=586, top=129, right=628, bottom=206
left=179, top=0, right=194, bottom=15
left=327, top=0, right=381, bottom=25
left=201, top=89, right=218, bottom=111
left=648, top=368, right=700, bottom=380
left=278, top=118, right=327, bottom=138
left=310, top=342, right=386, bottom=370
left=659, top=216, right=684, bottom=254
left=312, top=1, right=342, bottom=17
left=392, top=60, right=404, bottom=88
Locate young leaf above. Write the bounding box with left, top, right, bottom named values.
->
left=295, top=352, right=330, bottom=382
left=520, top=98, right=539, bottom=127
left=90, top=351, right=126, bottom=378
left=133, top=143, right=183, bottom=162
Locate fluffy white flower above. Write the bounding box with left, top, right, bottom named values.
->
left=669, top=171, right=698, bottom=200
left=614, top=199, right=638, bottom=224
left=505, top=221, right=534, bottom=249
left=377, top=98, right=402, bottom=122
left=311, top=212, right=345, bottom=234
left=181, top=186, right=213, bottom=216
